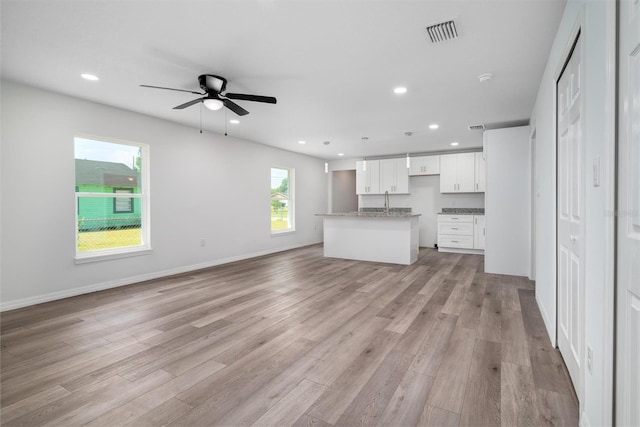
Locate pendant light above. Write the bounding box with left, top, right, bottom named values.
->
left=361, top=137, right=369, bottom=171
left=323, top=141, right=330, bottom=174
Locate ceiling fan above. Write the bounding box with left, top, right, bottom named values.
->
left=140, top=74, right=277, bottom=116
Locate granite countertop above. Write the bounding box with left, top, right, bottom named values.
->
left=317, top=207, right=420, bottom=218
left=439, top=208, right=485, bottom=215
left=316, top=212, right=420, bottom=218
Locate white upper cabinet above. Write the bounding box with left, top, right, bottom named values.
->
left=440, top=153, right=476, bottom=193
left=408, top=155, right=440, bottom=176
left=380, top=158, right=409, bottom=194
left=356, top=160, right=380, bottom=195
left=474, top=152, right=486, bottom=192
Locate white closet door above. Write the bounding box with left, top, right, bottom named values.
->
left=556, top=33, right=584, bottom=397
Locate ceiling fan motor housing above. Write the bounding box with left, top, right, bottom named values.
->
left=199, top=74, right=226, bottom=94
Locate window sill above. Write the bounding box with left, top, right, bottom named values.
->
left=271, top=229, right=296, bottom=237
left=75, top=247, right=152, bottom=264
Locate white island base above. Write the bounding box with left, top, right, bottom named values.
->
left=320, top=214, right=420, bottom=265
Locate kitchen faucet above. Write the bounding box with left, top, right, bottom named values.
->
left=384, top=190, right=390, bottom=215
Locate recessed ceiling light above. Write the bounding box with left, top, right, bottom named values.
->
left=338, top=153, right=344, bottom=157
left=477, top=73, right=494, bottom=82
left=451, top=141, right=459, bottom=146
left=429, top=124, right=439, bottom=129
left=393, top=87, right=407, bottom=94
left=81, top=73, right=99, bottom=81
left=298, top=140, right=306, bottom=145
left=229, top=119, right=240, bottom=124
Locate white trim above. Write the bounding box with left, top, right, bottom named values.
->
left=1, top=241, right=321, bottom=312
left=436, top=247, right=484, bottom=255
left=602, top=0, right=616, bottom=423
left=271, top=230, right=296, bottom=237
left=74, top=248, right=152, bottom=264
left=530, top=127, right=537, bottom=281
left=77, top=192, right=142, bottom=198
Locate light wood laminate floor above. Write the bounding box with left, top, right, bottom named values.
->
left=0, top=245, right=579, bottom=426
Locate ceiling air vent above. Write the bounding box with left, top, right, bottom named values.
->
left=426, top=20, right=459, bottom=43
left=469, top=124, right=486, bottom=131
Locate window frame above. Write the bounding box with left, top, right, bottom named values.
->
left=74, top=135, right=151, bottom=263
left=270, top=166, right=295, bottom=235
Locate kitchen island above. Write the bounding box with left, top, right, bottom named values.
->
left=317, top=210, right=421, bottom=265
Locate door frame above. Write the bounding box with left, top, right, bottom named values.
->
left=530, top=127, right=536, bottom=281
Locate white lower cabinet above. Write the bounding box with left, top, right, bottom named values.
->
left=473, top=215, right=486, bottom=249
left=437, top=214, right=485, bottom=253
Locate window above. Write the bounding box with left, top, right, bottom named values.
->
left=75, top=136, right=150, bottom=260
left=113, top=188, right=134, bottom=213
left=271, top=167, right=294, bottom=233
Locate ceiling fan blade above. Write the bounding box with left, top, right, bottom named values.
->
left=223, top=99, right=249, bottom=116
left=224, top=93, right=277, bottom=104
left=141, top=84, right=204, bottom=95
left=173, top=97, right=205, bottom=109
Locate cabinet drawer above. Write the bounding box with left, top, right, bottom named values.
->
left=438, top=215, right=473, bottom=223
left=438, top=235, right=474, bottom=249
left=438, top=222, right=474, bottom=235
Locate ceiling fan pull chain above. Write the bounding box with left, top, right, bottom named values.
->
left=225, top=108, right=228, bottom=136
left=199, top=103, right=203, bottom=134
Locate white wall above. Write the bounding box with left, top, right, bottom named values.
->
left=484, top=126, right=530, bottom=276
left=530, top=0, right=616, bottom=424
left=0, top=81, right=326, bottom=310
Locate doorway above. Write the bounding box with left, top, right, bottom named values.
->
left=556, top=30, right=584, bottom=400
left=331, top=170, right=357, bottom=213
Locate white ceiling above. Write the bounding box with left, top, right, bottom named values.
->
left=1, top=0, right=565, bottom=160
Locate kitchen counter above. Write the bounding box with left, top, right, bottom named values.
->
left=318, top=210, right=420, bottom=265
left=439, top=207, right=485, bottom=215
left=317, top=212, right=420, bottom=218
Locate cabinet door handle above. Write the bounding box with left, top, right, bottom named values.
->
left=451, top=227, right=458, bottom=230
left=483, top=229, right=485, bottom=236
left=452, top=240, right=459, bottom=243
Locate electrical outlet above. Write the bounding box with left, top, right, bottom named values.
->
left=200, top=239, right=206, bottom=247
left=587, top=346, right=593, bottom=374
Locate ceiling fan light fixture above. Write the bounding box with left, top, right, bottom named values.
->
left=203, top=98, right=224, bottom=111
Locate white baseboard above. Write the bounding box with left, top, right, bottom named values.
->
left=437, top=247, right=485, bottom=255
left=0, top=241, right=320, bottom=312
